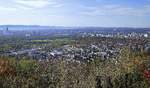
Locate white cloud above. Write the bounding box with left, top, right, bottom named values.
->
left=14, top=0, right=53, bottom=8
left=13, top=0, right=64, bottom=9
left=0, top=6, right=17, bottom=11
left=14, top=4, right=33, bottom=10
left=81, top=5, right=150, bottom=16
left=52, top=4, right=63, bottom=8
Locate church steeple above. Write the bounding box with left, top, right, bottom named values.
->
left=6, top=27, right=8, bottom=31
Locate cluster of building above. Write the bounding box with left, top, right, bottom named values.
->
left=1, top=27, right=150, bottom=63
left=3, top=43, right=121, bottom=63
left=80, top=32, right=150, bottom=39
left=3, top=37, right=150, bottom=64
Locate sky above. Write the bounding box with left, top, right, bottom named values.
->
left=0, top=0, right=150, bottom=27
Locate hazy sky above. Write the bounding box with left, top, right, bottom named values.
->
left=0, top=0, right=150, bottom=27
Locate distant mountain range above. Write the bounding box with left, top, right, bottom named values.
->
left=0, top=25, right=150, bottom=29
left=0, top=25, right=150, bottom=32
